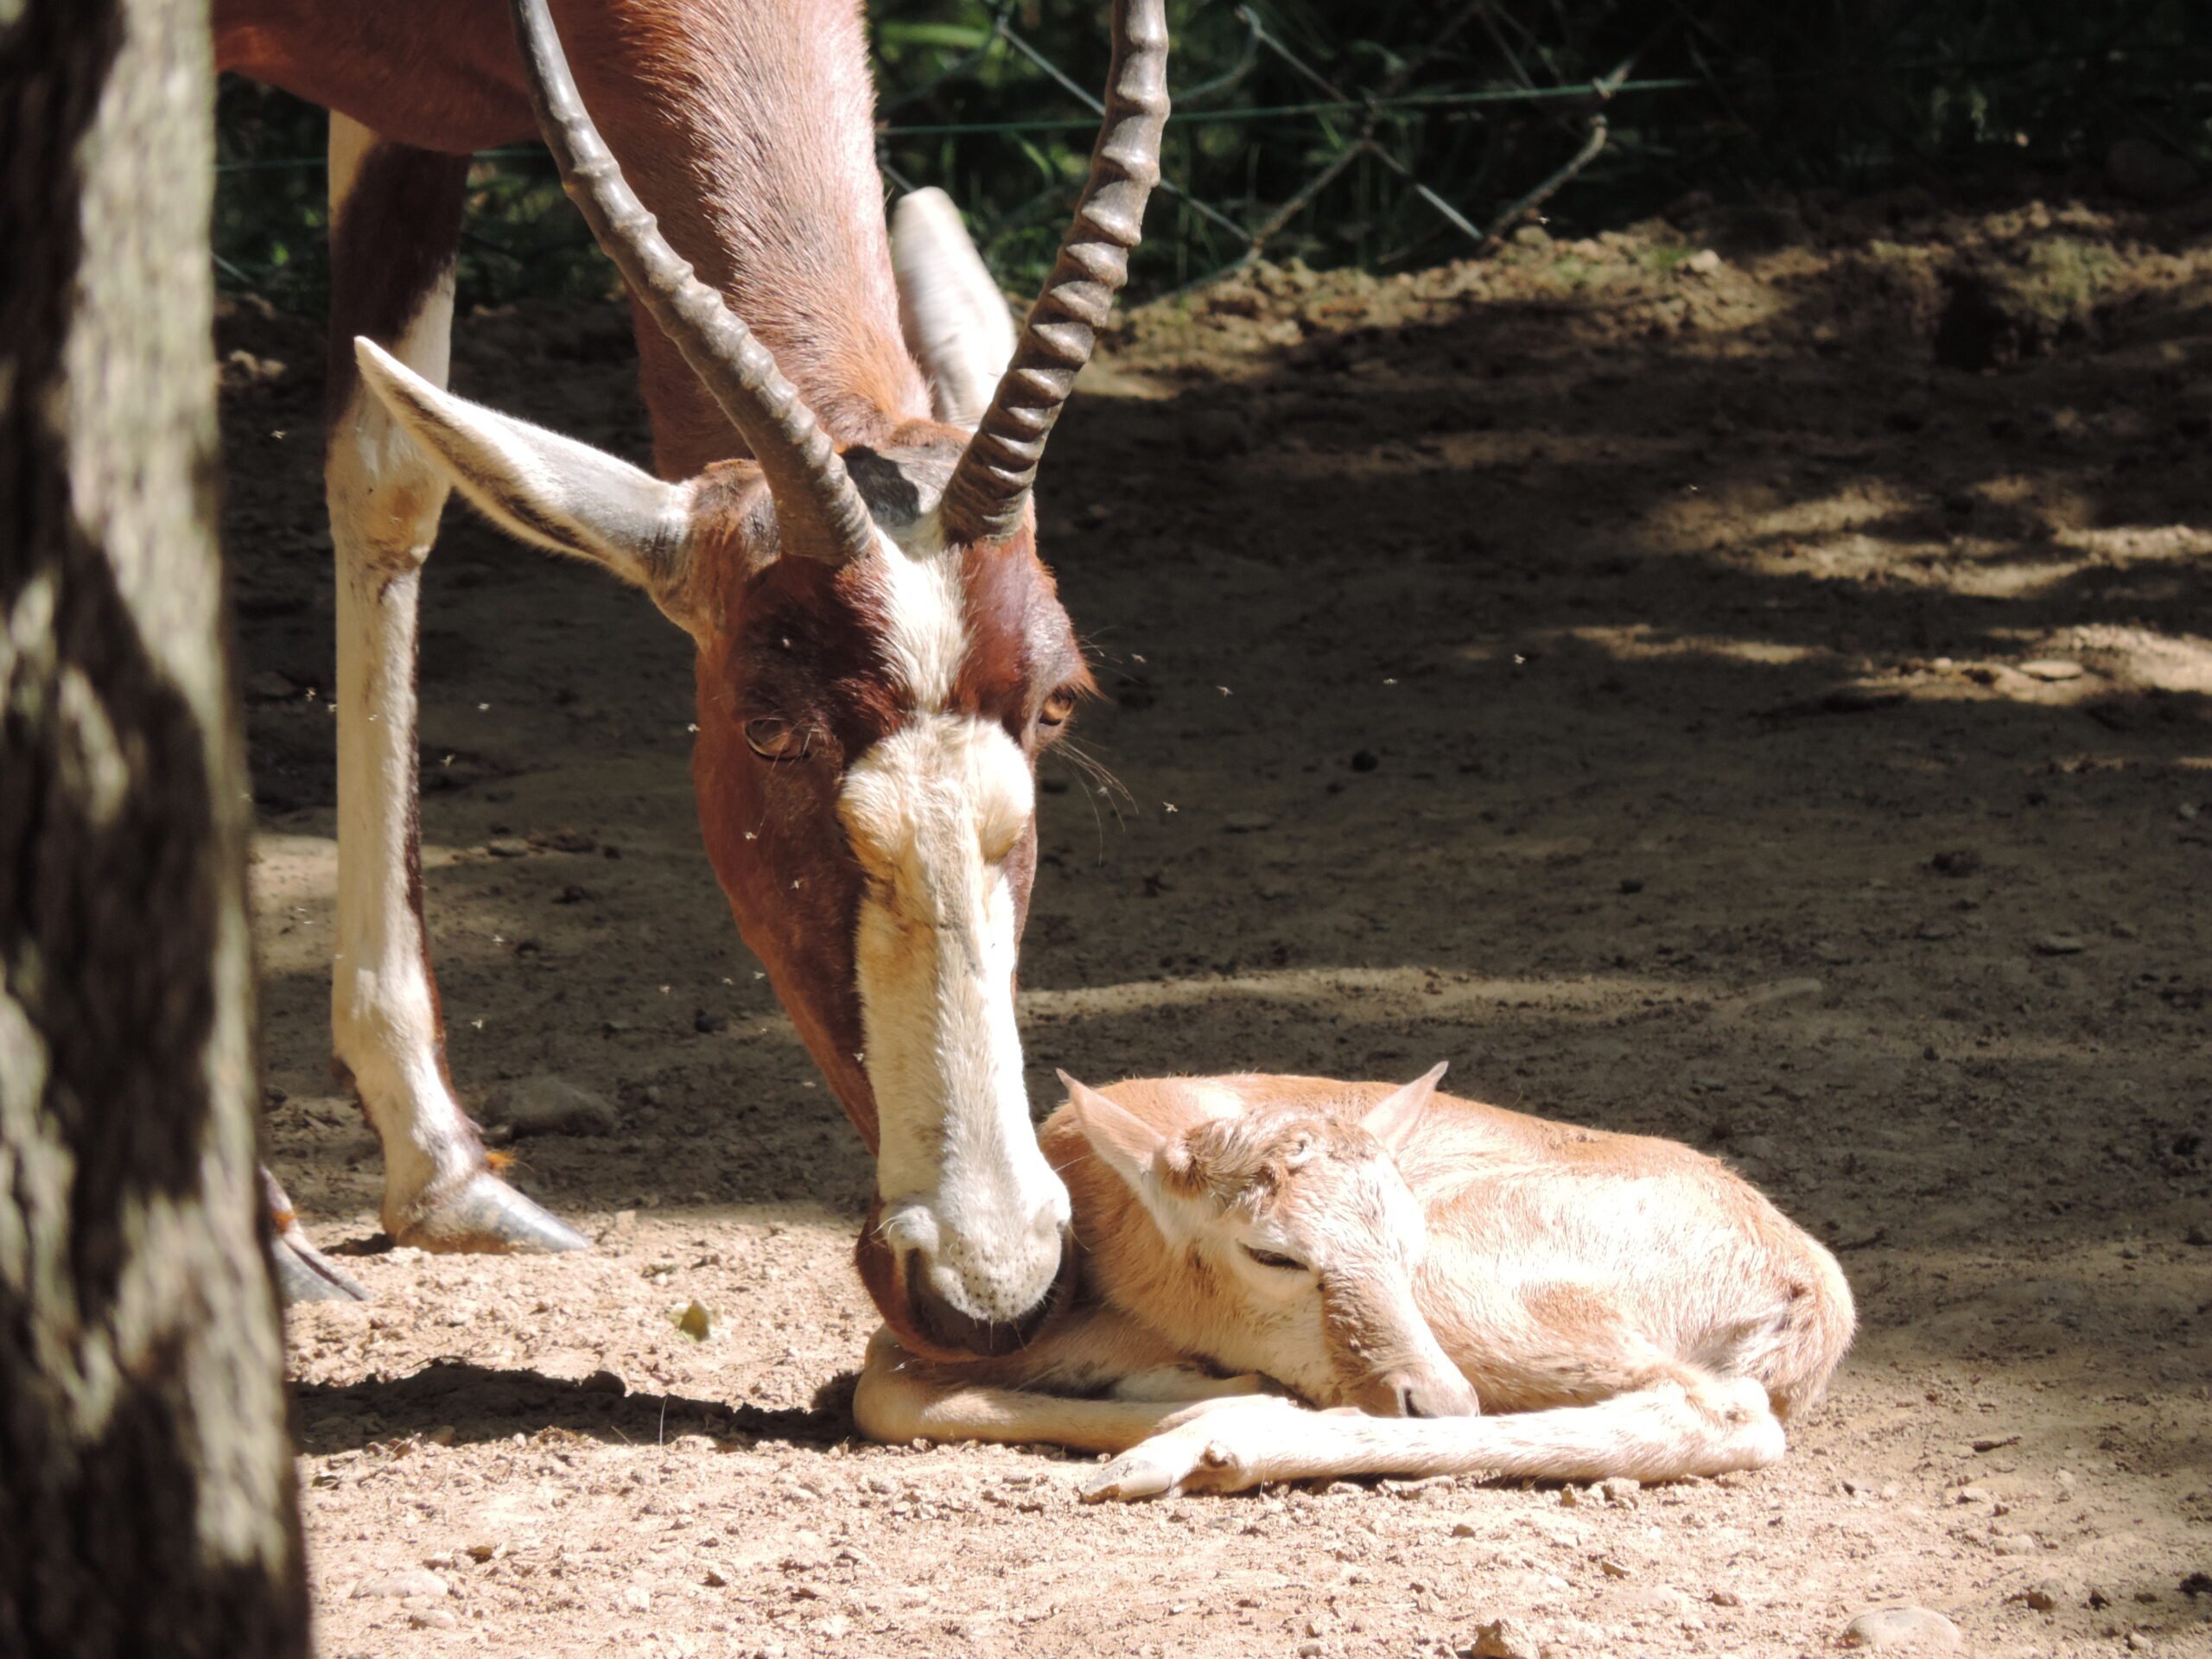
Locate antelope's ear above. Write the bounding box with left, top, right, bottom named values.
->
left=1360, top=1061, right=1447, bottom=1154
left=891, top=188, right=1015, bottom=429
left=353, top=338, right=701, bottom=631
left=1058, top=1071, right=1166, bottom=1195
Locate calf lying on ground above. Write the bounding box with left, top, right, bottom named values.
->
left=855, top=1065, right=1853, bottom=1499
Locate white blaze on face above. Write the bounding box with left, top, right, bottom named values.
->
left=837, top=527, right=1070, bottom=1322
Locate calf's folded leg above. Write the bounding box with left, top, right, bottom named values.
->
left=855, top=1318, right=1269, bottom=1455
left=1084, top=1373, right=1787, bottom=1501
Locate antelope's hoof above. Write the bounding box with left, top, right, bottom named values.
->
left=1084, top=1401, right=1285, bottom=1500
left=395, top=1171, right=589, bottom=1255
left=270, top=1225, right=371, bottom=1304
left=1081, top=1446, right=1187, bottom=1503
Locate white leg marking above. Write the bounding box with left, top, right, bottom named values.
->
left=325, top=114, right=478, bottom=1231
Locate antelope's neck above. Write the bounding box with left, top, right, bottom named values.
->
left=214, top=0, right=931, bottom=480
left=589, top=0, right=931, bottom=477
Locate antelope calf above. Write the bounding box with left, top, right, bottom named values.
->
left=856, top=1065, right=1853, bottom=1497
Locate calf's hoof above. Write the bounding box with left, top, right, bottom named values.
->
left=394, top=1170, right=588, bottom=1254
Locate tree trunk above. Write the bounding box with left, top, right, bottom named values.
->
left=0, top=0, right=310, bottom=1652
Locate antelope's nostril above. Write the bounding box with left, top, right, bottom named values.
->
left=1377, top=1369, right=1476, bottom=1421
left=900, top=1224, right=1077, bottom=1358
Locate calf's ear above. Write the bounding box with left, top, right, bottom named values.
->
left=1360, top=1061, right=1448, bottom=1154
left=1058, top=1071, right=1166, bottom=1195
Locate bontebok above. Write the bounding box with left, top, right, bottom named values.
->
left=216, top=0, right=1167, bottom=1357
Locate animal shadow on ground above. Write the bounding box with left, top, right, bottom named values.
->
left=294, top=1358, right=860, bottom=1454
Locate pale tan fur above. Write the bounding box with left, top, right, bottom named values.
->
left=855, top=1068, right=1853, bottom=1499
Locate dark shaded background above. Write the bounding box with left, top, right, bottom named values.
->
left=213, top=0, right=2212, bottom=310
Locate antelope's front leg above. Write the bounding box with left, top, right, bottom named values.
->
left=855, top=1319, right=1272, bottom=1456
left=321, top=115, right=582, bottom=1255
left=1081, top=1395, right=1322, bottom=1500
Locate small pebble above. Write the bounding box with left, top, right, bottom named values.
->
left=1842, top=1605, right=1961, bottom=1653
left=2018, top=659, right=2084, bottom=682
left=353, top=1567, right=446, bottom=1599
left=1186, top=410, right=1251, bottom=459
left=245, top=668, right=300, bottom=702
left=1468, top=1616, right=1541, bottom=1659
left=2033, top=934, right=2088, bottom=956
left=484, top=1076, right=615, bottom=1139
left=1743, top=977, right=1823, bottom=1008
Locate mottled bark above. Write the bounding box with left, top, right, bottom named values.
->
left=0, top=0, right=310, bottom=1652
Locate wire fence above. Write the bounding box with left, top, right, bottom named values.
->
left=212, top=0, right=2212, bottom=312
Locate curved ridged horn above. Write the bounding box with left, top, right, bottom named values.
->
left=508, top=0, right=876, bottom=565
left=939, top=0, right=1169, bottom=543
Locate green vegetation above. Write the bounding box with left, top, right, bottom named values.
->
left=214, top=0, right=2212, bottom=314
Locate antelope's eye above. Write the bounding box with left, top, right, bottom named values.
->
left=1241, top=1243, right=1308, bottom=1273
left=1038, top=688, right=1078, bottom=729
left=746, top=717, right=810, bottom=761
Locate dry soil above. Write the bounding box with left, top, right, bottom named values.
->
left=227, top=187, right=2212, bottom=1659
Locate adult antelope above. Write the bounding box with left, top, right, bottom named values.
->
left=213, top=0, right=1167, bottom=1357
left=855, top=1065, right=1855, bottom=1495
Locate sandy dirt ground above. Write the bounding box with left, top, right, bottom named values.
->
left=225, top=188, right=2212, bottom=1658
